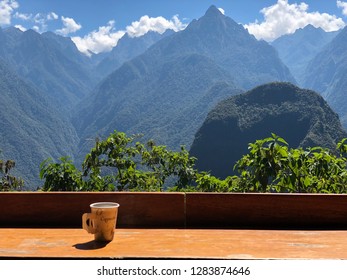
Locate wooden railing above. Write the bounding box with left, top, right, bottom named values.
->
left=2, top=192, right=347, bottom=229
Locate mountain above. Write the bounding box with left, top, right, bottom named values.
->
left=0, top=27, right=97, bottom=111
left=190, top=82, right=347, bottom=179
left=272, top=25, right=338, bottom=84
left=74, top=53, right=238, bottom=158
left=73, top=6, right=295, bottom=157
left=303, top=26, right=347, bottom=128
left=0, top=59, right=79, bottom=189
left=149, top=6, right=296, bottom=90
left=96, top=30, right=174, bottom=78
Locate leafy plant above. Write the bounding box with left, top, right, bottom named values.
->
left=40, top=130, right=215, bottom=192
left=39, top=157, right=83, bottom=191
left=235, top=134, right=347, bottom=193
left=46, top=130, right=199, bottom=191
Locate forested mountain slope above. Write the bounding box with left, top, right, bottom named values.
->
left=0, top=60, right=79, bottom=188
left=190, top=82, right=347, bottom=179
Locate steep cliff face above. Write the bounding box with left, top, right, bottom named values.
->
left=303, top=26, right=347, bottom=129
left=190, top=82, right=347, bottom=178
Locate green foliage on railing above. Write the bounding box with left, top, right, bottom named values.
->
left=40, top=130, right=197, bottom=192
left=38, top=131, right=347, bottom=193
left=234, top=134, right=347, bottom=193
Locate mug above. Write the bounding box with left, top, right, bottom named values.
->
left=82, top=202, right=119, bottom=242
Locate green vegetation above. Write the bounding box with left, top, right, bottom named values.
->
left=235, top=134, right=347, bottom=193
left=0, top=152, right=24, bottom=191
left=38, top=130, right=347, bottom=193
left=190, top=82, right=347, bottom=179
left=40, top=130, right=196, bottom=192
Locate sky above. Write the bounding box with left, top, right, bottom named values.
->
left=1, top=0, right=347, bottom=55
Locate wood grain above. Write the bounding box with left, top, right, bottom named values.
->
left=186, top=193, right=347, bottom=229
left=1, top=228, right=347, bottom=259
left=0, top=192, right=185, bottom=228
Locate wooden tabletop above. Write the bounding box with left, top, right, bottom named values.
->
left=1, top=228, right=347, bottom=259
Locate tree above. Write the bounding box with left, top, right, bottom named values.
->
left=0, top=151, right=24, bottom=191
left=39, top=157, right=83, bottom=191
left=82, top=130, right=197, bottom=191
left=40, top=130, right=198, bottom=192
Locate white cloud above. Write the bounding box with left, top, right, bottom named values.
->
left=244, top=0, right=345, bottom=41
left=73, top=14, right=187, bottom=55
left=72, top=20, right=125, bottom=55
left=33, top=12, right=58, bottom=28
left=32, top=25, right=40, bottom=33
left=15, top=12, right=59, bottom=33
left=0, top=0, right=19, bottom=26
left=56, top=16, right=81, bottom=36
left=14, top=12, right=31, bottom=21
left=218, top=8, right=225, bottom=15
left=337, top=1, right=347, bottom=16
left=126, top=14, right=187, bottom=37
left=14, top=24, right=26, bottom=31
left=47, top=12, right=58, bottom=21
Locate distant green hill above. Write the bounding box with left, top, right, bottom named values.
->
left=190, top=82, right=347, bottom=179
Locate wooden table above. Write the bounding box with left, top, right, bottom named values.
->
left=1, top=228, right=347, bottom=259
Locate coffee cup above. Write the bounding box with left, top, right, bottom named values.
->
left=82, top=202, right=119, bottom=242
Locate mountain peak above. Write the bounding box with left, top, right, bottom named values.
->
left=304, top=24, right=318, bottom=30
left=300, top=24, right=324, bottom=34
left=4, top=26, right=23, bottom=34
left=205, top=5, right=223, bottom=17
left=188, top=4, right=241, bottom=34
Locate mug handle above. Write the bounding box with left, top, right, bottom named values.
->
left=82, top=213, right=96, bottom=234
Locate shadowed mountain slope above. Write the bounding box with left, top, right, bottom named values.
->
left=190, top=82, right=347, bottom=178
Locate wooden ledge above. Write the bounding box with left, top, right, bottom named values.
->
left=1, top=228, right=347, bottom=259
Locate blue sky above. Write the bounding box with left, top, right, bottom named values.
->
left=1, top=0, right=347, bottom=55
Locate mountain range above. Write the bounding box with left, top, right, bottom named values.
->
left=272, top=24, right=338, bottom=84
left=0, top=27, right=97, bottom=111
left=73, top=5, right=295, bottom=161
left=0, top=5, right=346, bottom=188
